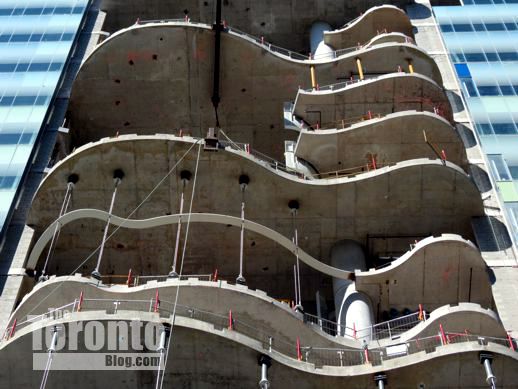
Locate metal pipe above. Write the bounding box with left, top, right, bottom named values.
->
left=211, top=0, right=222, bottom=126
left=295, top=228, right=302, bottom=307
left=169, top=190, right=185, bottom=277
left=236, top=175, right=249, bottom=285
left=41, top=181, right=74, bottom=279
left=92, top=170, right=124, bottom=280
left=483, top=357, right=497, bottom=388
left=258, top=355, right=271, bottom=389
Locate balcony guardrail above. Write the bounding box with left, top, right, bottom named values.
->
left=3, top=297, right=516, bottom=369
left=134, top=18, right=415, bottom=63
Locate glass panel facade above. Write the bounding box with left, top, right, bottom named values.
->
left=0, top=0, right=88, bottom=235
left=434, top=2, right=518, bottom=241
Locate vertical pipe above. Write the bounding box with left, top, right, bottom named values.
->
left=92, top=170, right=124, bottom=280
left=293, top=264, right=299, bottom=305
left=356, top=58, right=364, bottom=80
left=211, top=0, right=222, bottom=127
left=236, top=175, right=248, bottom=285
left=169, top=190, right=184, bottom=277
left=295, top=229, right=302, bottom=307
left=41, top=180, right=75, bottom=279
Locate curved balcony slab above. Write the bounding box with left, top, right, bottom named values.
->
left=324, top=5, right=414, bottom=49
left=69, top=21, right=440, bottom=158
left=26, top=136, right=482, bottom=290
left=1, top=312, right=518, bottom=388
left=26, top=210, right=352, bottom=280
left=356, top=234, right=493, bottom=314
left=294, top=111, right=467, bottom=173
left=396, top=303, right=506, bottom=343
left=97, top=1, right=411, bottom=52
left=7, top=276, right=358, bottom=350
left=9, top=275, right=504, bottom=352
left=363, top=32, right=415, bottom=47
left=292, top=73, right=452, bottom=127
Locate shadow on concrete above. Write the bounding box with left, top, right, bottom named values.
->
left=446, top=90, right=465, bottom=114
left=472, top=216, right=513, bottom=252
left=469, top=165, right=492, bottom=193
left=407, top=3, right=432, bottom=19
left=456, top=123, right=477, bottom=148
left=487, top=267, right=496, bottom=285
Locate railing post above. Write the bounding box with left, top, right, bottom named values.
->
left=507, top=332, right=515, bottom=351
left=228, top=310, right=234, bottom=330
left=126, top=268, right=133, bottom=287
left=439, top=323, right=448, bottom=345
left=296, top=337, right=302, bottom=361
left=154, top=290, right=160, bottom=313
left=77, top=291, right=84, bottom=312
left=8, top=319, right=16, bottom=339
left=387, top=321, right=392, bottom=339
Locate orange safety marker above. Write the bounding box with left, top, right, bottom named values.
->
left=296, top=337, right=302, bottom=361
left=508, top=332, right=516, bottom=351
left=8, top=319, right=17, bottom=339
left=441, top=149, right=447, bottom=161
left=126, top=268, right=133, bottom=287
left=353, top=323, right=357, bottom=339
left=418, top=304, right=424, bottom=321
left=154, top=290, right=160, bottom=313
left=77, top=291, right=84, bottom=312
left=213, top=269, right=218, bottom=282
left=363, top=347, right=370, bottom=364
left=439, top=323, right=448, bottom=345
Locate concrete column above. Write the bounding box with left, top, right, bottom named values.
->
left=331, top=240, right=374, bottom=341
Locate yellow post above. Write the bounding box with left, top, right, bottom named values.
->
left=310, top=65, right=316, bottom=89
left=356, top=58, right=364, bottom=80
left=408, top=60, right=414, bottom=74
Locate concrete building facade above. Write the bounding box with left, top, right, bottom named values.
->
left=0, top=0, right=517, bottom=387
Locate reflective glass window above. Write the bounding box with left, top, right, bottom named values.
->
left=454, top=24, right=474, bottom=32
left=492, top=123, right=518, bottom=134
left=440, top=24, right=454, bottom=32
left=499, top=52, right=518, bottom=60
left=478, top=85, right=501, bottom=95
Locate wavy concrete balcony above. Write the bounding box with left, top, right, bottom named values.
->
left=293, top=110, right=467, bottom=174
left=292, top=73, right=453, bottom=129
left=6, top=273, right=502, bottom=349
left=97, top=1, right=411, bottom=52
left=355, top=234, right=493, bottom=315
left=25, top=230, right=492, bottom=323
left=27, top=136, right=482, bottom=283
left=323, top=5, right=414, bottom=49
left=1, top=310, right=517, bottom=387
left=68, top=21, right=440, bottom=158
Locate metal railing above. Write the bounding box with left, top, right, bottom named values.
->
left=97, top=273, right=213, bottom=286
left=3, top=297, right=516, bottom=369
left=135, top=18, right=414, bottom=64
left=303, top=311, right=426, bottom=342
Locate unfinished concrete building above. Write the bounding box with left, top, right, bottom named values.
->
left=0, top=0, right=517, bottom=388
